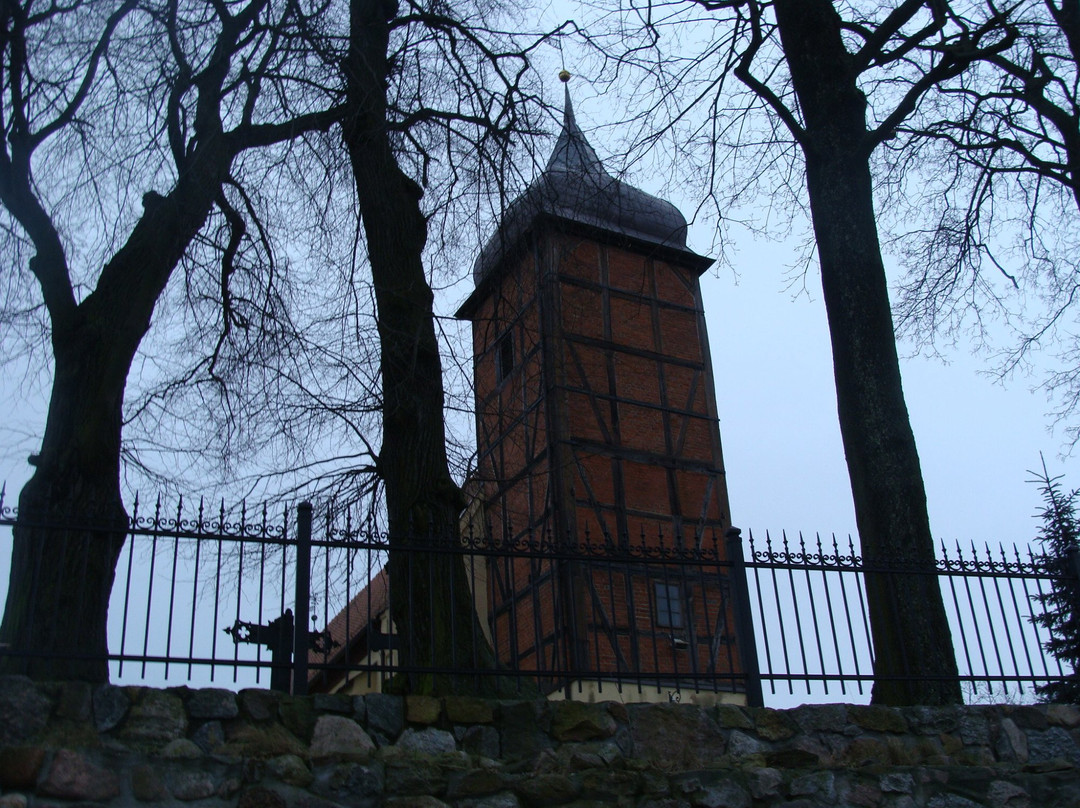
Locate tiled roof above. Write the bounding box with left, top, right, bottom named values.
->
left=309, top=567, right=390, bottom=670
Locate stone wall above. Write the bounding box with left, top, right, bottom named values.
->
left=0, top=677, right=1077, bottom=807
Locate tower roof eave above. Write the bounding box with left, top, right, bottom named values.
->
left=454, top=212, right=714, bottom=321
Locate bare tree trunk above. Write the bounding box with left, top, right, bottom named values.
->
left=0, top=165, right=227, bottom=683
left=0, top=341, right=127, bottom=682
left=342, top=0, right=510, bottom=696
left=775, top=0, right=961, bottom=705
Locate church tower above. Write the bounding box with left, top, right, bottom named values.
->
left=456, top=81, right=740, bottom=698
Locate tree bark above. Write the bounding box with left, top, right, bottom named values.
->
left=0, top=334, right=128, bottom=682
left=341, top=0, right=510, bottom=695
left=0, top=160, right=229, bottom=682
left=774, top=0, right=961, bottom=705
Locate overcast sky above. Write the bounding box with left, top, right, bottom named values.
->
left=696, top=229, right=1066, bottom=549
left=1, top=72, right=1072, bottom=554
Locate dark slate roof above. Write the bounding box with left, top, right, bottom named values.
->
left=470, top=86, right=699, bottom=287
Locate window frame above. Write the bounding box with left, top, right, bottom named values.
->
left=654, top=581, right=684, bottom=629
left=495, top=330, right=514, bottom=385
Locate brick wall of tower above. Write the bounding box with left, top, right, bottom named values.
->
left=550, top=232, right=730, bottom=546
left=470, top=240, right=567, bottom=678
left=467, top=225, right=740, bottom=691
left=549, top=230, right=737, bottom=685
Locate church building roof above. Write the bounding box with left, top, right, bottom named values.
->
left=457, top=81, right=711, bottom=319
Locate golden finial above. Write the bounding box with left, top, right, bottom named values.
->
left=558, top=69, right=571, bottom=83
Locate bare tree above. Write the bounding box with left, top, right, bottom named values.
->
left=340, top=0, right=556, bottom=694
left=586, top=0, right=1019, bottom=704
left=0, top=0, right=340, bottom=681
left=890, top=2, right=1080, bottom=439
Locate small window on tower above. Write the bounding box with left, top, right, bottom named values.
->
left=655, top=582, right=684, bottom=629
left=496, top=332, right=514, bottom=384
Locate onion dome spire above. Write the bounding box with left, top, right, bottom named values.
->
left=471, top=72, right=692, bottom=284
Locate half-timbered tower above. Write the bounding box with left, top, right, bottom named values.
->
left=455, top=83, right=739, bottom=698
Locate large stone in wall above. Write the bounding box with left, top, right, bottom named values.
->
left=311, top=760, right=385, bottom=806
left=496, top=700, right=553, bottom=764
left=221, top=720, right=307, bottom=759
left=446, top=766, right=506, bottom=800
left=445, top=696, right=494, bottom=724
left=398, top=728, right=457, bottom=755
left=366, top=693, right=405, bottom=741
left=512, top=772, right=582, bottom=805
left=383, top=753, right=451, bottom=796
left=0, top=677, right=51, bottom=745
left=38, top=749, right=120, bottom=801
left=1027, top=726, right=1080, bottom=767
left=407, top=695, right=441, bottom=724
left=846, top=704, right=907, bottom=734
left=279, top=695, right=318, bottom=742
left=461, top=725, right=500, bottom=758
left=752, top=707, right=798, bottom=741
left=629, top=704, right=727, bottom=769
left=312, top=693, right=352, bottom=715
left=167, top=769, right=217, bottom=801
left=550, top=701, right=617, bottom=742
left=240, top=688, right=281, bottom=721
left=92, top=685, right=129, bottom=732
left=117, top=689, right=187, bottom=750
left=187, top=688, right=239, bottom=720
left=266, top=753, right=314, bottom=787
left=309, top=715, right=375, bottom=764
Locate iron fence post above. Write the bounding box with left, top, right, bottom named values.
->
left=293, top=502, right=313, bottom=695
left=726, top=527, right=764, bottom=707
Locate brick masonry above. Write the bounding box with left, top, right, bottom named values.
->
left=0, top=677, right=1077, bottom=807
left=464, top=227, right=736, bottom=684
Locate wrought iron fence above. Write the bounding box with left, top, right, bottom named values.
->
left=742, top=529, right=1075, bottom=704
left=0, top=489, right=306, bottom=688
left=0, top=487, right=1074, bottom=705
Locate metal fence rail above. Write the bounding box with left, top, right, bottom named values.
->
left=0, top=488, right=1074, bottom=705
left=743, top=529, right=1072, bottom=703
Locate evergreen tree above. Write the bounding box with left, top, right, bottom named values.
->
left=1031, top=460, right=1080, bottom=702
